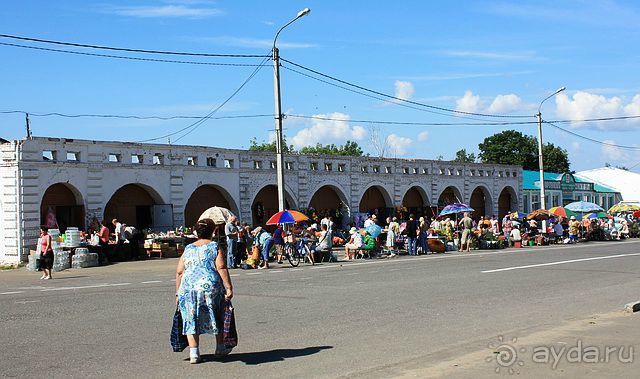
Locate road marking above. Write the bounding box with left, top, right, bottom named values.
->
left=345, top=272, right=359, bottom=276
left=269, top=270, right=283, bottom=273
left=15, top=300, right=40, bottom=304
left=246, top=272, right=261, bottom=275
left=482, top=253, right=640, bottom=273
left=40, top=283, right=131, bottom=292
left=1, top=291, right=25, bottom=295
left=140, top=280, right=162, bottom=284
left=230, top=274, right=239, bottom=277
left=299, top=277, right=312, bottom=280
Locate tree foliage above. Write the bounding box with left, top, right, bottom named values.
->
left=478, top=130, right=570, bottom=173
left=453, top=149, right=476, bottom=163
left=249, top=138, right=363, bottom=157
left=248, top=137, right=293, bottom=153
left=299, top=140, right=363, bottom=156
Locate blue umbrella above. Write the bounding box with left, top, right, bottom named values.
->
left=366, top=224, right=382, bottom=238
left=565, top=201, right=605, bottom=213
left=439, top=203, right=474, bottom=217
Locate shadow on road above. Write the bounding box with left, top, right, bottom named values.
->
left=201, top=346, right=333, bottom=365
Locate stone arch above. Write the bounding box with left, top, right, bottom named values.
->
left=498, top=186, right=518, bottom=218
left=184, top=185, right=239, bottom=229
left=250, top=185, right=298, bottom=226
left=308, top=184, right=349, bottom=210
left=437, top=185, right=463, bottom=207
left=469, top=185, right=494, bottom=217
left=104, top=184, right=164, bottom=230
left=402, top=185, right=430, bottom=208
left=40, top=182, right=86, bottom=232
left=359, top=185, right=392, bottom=213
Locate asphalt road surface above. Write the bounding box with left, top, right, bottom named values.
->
left=2, top=240, right=640, bottom=378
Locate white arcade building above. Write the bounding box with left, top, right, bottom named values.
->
left=0, top=137, right=522, bottom=263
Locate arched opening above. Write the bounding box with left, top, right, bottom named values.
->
left=402, top=186, right=433, bottom=218
left=40, top=183, right=85, bottom=232
left=359, top=185, right=392, bottom=221
left=308, top=185, right=349, bottom=229
left=104, top=184, right=160, bottom=230
left=251, top=185, right=296, bottom=226
left=438, top=186, right=462, bottom=207
left=498, top=186, right=518, bottom=218
left=469, top=186, right=493, bottom=218
left=184, top=185, right=237, bottom=229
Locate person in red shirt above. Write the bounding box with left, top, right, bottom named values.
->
left=98, top=220, right=110, bottom=264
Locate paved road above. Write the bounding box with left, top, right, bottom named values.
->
left=1, top=240, right=640, bottom=378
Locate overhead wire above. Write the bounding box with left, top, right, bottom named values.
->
left=137, top=54, right=272, bottom=143
left=0, top=33, right=268, bottom=58
left=544, top=120, right=640, bottom=150
left=0, top=110, right=273, bottom=121
left=0, top=42, right=265, bottom=67
left=280, top=57, right=534, bottom=119
left=280, top=64, right=501, bottom=122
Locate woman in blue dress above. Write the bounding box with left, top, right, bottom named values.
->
left=175, top=218, right=234, bottom=364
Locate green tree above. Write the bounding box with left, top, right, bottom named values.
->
left=299, top=140, right=363, bottom=156
left=478, top=130, right=570, bottom=173
left=248, top=137, right=293, bottom=153
left=453, top=148, right=476, bottom=163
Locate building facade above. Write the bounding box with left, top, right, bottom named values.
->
left=0, top=137, right=522, bottom=263
left=522, top=170, right=622, bottom=213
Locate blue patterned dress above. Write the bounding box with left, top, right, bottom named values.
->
left=177, top=242, right=224, bottom=335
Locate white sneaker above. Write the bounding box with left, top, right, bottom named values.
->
left=190, top=355, right=201, bottom=364
left=40, top=274, right=46, bottom=280
left=44, top=276, right=51, bottom=280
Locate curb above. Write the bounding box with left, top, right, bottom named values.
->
left=624, top=301, right=640, bottom=313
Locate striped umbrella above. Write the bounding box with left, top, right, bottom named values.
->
left=549, top=206, right=576, bottom=218
left=266, top=210, right=309, bottom=225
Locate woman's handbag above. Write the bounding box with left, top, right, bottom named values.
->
left=170, top=306, right=189, bottom=352
left=222, top=300, right=238, bottom=348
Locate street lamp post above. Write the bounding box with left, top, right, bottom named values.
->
left=272, top=8, right=311, bottom=212
left=537, top=86, right=565, bottom=228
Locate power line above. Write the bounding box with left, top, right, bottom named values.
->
left=138, top=55, right=271, bottom=143
left=285, top=114, right=539, bottom=126
left=0, top=110, right=273, bottom=121
left=0, top=42, right=265, bottom=67
left=280, top=57, right=534, bottom=119
left=544, top=120, right=640, bottom=150
left=0, top=33, right=268, bottom=58
left=280, top=64, right=499, bottom=122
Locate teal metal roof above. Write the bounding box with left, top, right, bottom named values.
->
left=523, top=170, right=619, bottom=193
left=522, top=170, right=562, bottom=190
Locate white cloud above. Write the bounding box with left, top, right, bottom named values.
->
left=109, top=5, right=222, bottom=18
left=201, top=36, right=316, bottom=49
left=394, top=80, right=414, bottom=101
left=455, top=90, right=482, bottom=113
left=601, top=140, right=626, bottom=161
left=386, top=134, right=412, bottom=156
left=290, top=112, right=366, bottom=149
left=441, top=50, right=539, bottom=61
left=487, top=94, right=523, bottom=113
left=570, top=141, right=581, bottom=152
left=417, top=131, right=429, bottom=142
left=555, top=91, right=640, bottom=129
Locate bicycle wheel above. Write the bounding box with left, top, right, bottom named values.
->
left=285, top=244, right=300, bottom=267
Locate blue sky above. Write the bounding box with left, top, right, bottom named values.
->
left=1, top=0, right=640, bottom=172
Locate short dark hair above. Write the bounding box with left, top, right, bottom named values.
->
left=409, top=214, right=415, bottom=219
left=195, top=218, right=216, bottom=240
left=40, top=226, right=49, bottom=232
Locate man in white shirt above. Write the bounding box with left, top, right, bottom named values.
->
left=364, top=215, right=377, bottom=228
left=509, top=226, right=522, bottom=247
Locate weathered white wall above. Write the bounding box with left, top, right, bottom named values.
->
left=0, top=137, right=523, bottom=263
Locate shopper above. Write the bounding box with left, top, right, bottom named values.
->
left=175, top=219, right=234, bottom=364
left=224, top=216, right=238, bottom=268
left=458, top=212, right=473, bottom=252
left=405, top=214, right=419, bottom=256
left=38, top=227, right=54, bottom=280
left=98, top=220, right=110, bottom=264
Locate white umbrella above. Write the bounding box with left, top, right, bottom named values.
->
left=198, top=206, right=235, bottom=225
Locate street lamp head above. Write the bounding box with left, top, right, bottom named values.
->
left=555, top=86, right=566, bottom=95
left=297, top=8, right=311, bottom=18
